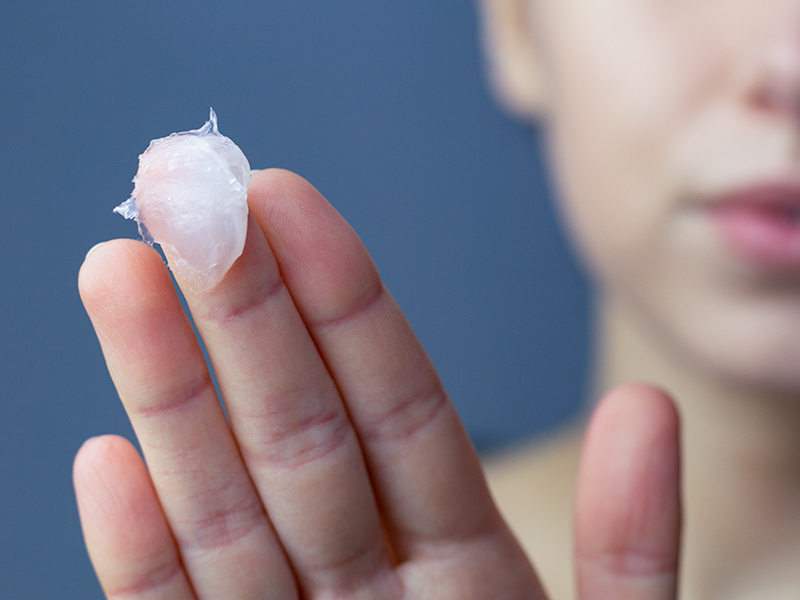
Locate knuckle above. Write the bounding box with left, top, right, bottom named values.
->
left=201, top=270, right=286, bottom=325
left=130, top=373, right=214, bottom=420
left=179, top=492, right=266, bottom=553
left=241, top=398, right=354, bottom=471
left=578, top=544, right=677, bottom=579
left=311, top=279, right=385, bottom=331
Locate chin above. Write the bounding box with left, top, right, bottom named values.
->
left=663, top=298, right=800, bottom=394
left=706, top=344, right=800, bottom=393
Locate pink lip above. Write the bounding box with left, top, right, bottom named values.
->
left=709, top=181, right=800, bottom=270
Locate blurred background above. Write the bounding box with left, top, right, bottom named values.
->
left=0, top=1, right=589, bottom=597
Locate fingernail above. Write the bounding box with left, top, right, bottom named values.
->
left=84, top=241, right=107, bottom=261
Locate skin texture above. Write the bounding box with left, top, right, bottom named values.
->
left=75, top=170, right=681, bottom=599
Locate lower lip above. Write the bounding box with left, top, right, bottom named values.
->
left=710, top=203, right=800, bottom=270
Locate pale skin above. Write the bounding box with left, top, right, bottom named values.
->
left=482, top=0, right=800, bottom=597
left=74, top=1, right=800, bottom=599
left=75, top=171, right=680, bottom=600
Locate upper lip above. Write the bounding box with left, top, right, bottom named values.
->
left=708, top=177, right=800, bottom=211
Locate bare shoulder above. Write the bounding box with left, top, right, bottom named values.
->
left=482, top=425, right=584, bottom=600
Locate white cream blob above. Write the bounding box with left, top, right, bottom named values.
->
left=114, top=109, right=250, bottom=292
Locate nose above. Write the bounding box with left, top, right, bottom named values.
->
left=748, top=13, right=800, bottom=122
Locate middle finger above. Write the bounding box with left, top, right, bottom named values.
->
left=178, top=216, right=395, bottom=597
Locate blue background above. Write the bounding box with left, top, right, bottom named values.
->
left=0, top=1, right=590, bottom=597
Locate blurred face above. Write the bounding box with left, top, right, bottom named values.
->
left=530, top=0, right=800, bottom=388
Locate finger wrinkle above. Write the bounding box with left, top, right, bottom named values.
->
left=199, top=264, right=287, bottom=326
left=240, top=405, right=354, bottom=472
left=358, top=380, right=450, bottom=445
left=408, top=516, right=506, bottom=561
left=300, top=535, right=391, bottom=597
left=131, top=374, right=215, bottom=420
left=309, top=279, right=386, bottom=331
left=105, top=559, right=183, bottom=599
left=177, top=493, right=268, bottom=554
left=576, top=545, right=679, bottom=580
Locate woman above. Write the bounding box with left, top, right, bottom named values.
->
left=74, top=1, right=800, bottom=598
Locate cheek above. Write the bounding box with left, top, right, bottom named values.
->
left=541, top=3, right=726, bottom=287
left=538, top=1, right=800, bottom=384
left=545, top=96, right=675, bottom=293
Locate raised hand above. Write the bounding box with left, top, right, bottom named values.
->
left=74, top=169, right=681, bottom=599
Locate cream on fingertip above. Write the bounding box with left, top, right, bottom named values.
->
left=114, top=109, right=251, bottom=293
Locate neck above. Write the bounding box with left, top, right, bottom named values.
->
left=592, top=294, right=800, bottom=595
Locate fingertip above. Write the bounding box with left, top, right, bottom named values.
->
left=588, top=383, right=680, bottom=450
left=73, top=434, right=193, bottom=599
left=73, top=435, right=155, bottom=557
left=74, top=433, right=137, bottom=467
left=79, top=239, right=167, bottom=312
left=78, top=241, right=185, bottom=359
left=575, top=383, right=682, bottom=597
left=248, top=168, right=345, bottom=244
left=248, top=168, right=319, bottom=208
left=73, top=434, right=142, bottom=506
left=248, top=168, right=381, bottom=326
left=578, top=382, right=682, bottom=534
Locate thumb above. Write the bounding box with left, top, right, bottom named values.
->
left=574, top=383, right=682, bottom=600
